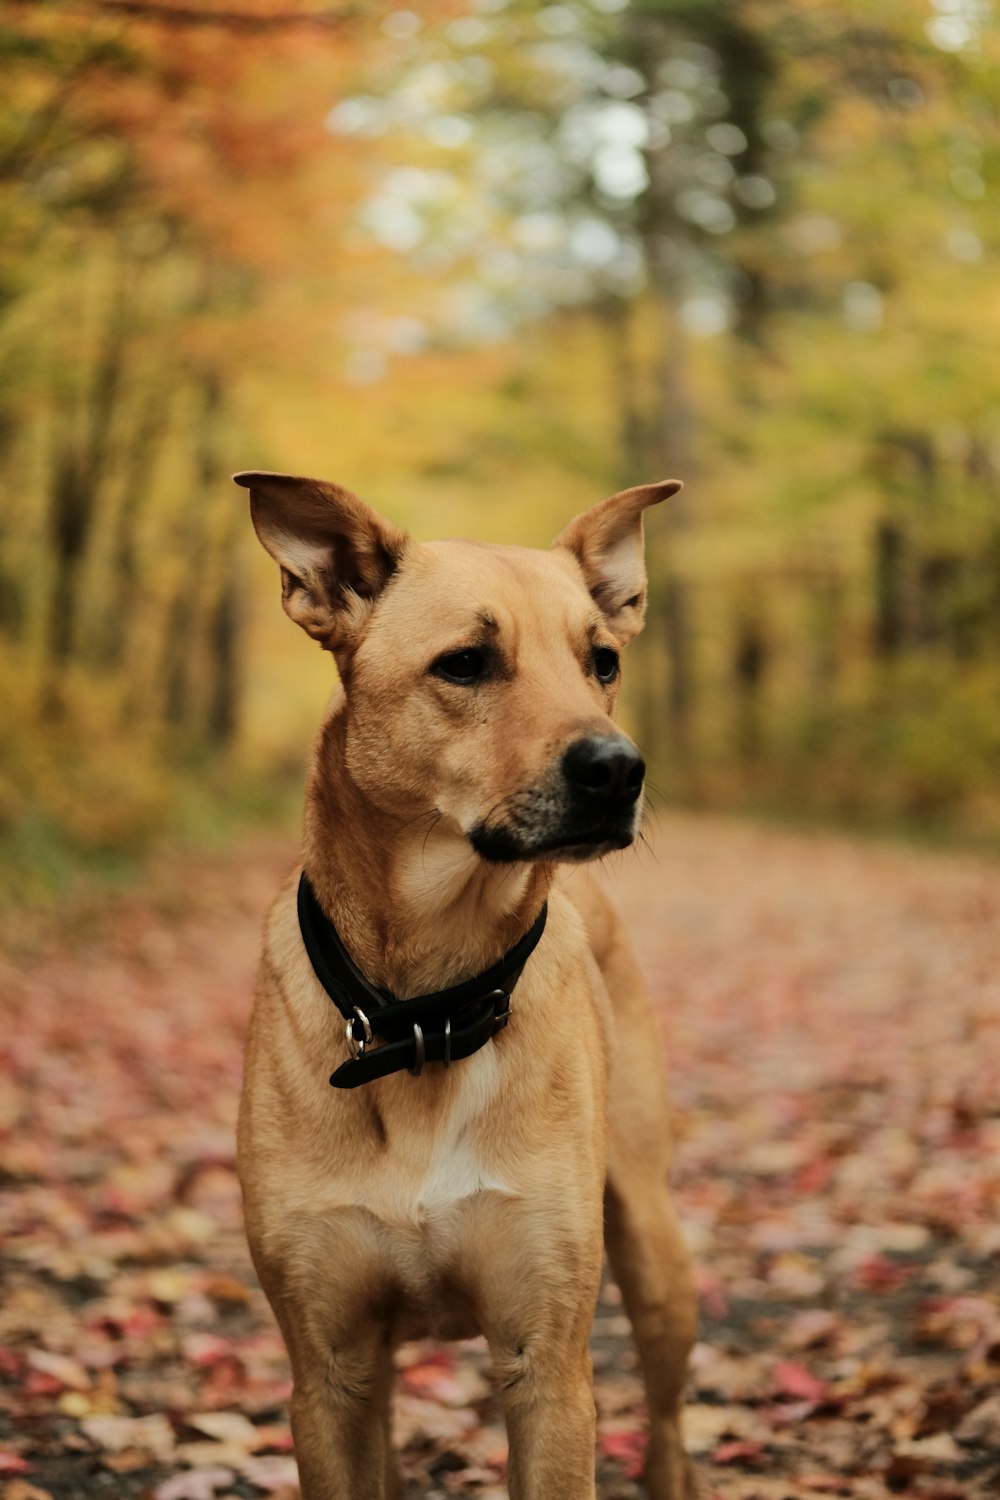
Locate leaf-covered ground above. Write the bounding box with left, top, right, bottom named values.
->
left=2, top=815, right=999, bottom=1500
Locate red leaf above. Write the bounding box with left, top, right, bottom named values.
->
left=855, top=1254, right=913, bottom=1292
left=23, top=1373, right=63, bottom=1399
left=766, top=1398, right=823, bottom=1427
left=774, top=1360, right=828, bottom=1402
left=695, top=1268, right=729, bottom=1320
left=400, top=1351, right=455, bottom=1398
left=182, top=1334, right=237, bottom=1367
left=793, top=1156, right=834, bottom=1193
left=598, top=1427, right=647, bottom=1479
left=0, top=1454, right=32, bottom=1475
left=712, top=1440, right=766, bottom=1467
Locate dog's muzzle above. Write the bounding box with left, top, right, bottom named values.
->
left=470, top=733, right=645, bottom=862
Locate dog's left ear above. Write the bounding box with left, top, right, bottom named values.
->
left=554, top=479, right=683, bottom=645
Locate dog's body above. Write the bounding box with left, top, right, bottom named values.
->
left=235, top=472, right=697, bottom=1499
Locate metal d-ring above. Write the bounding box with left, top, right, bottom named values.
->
left=346, top=1006, right=373, bottom=1058
left=409, top=1022, right=425, bottom=1077
left=442, top=1017, right=451, bottom=1070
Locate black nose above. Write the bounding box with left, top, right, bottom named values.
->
left=562, top=735, right=645, bottom=804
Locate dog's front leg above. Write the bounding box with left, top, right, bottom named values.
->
left=285, top=1321, right=399, bottom=1500
left=470, top=1192, right=603, bottom=1500
left=248, top=1209, right=401, bottom=1500
left=494, top=1335, right=598, bottom=1500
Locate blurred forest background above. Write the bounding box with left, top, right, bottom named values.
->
left=2, top=0, right=999, bottom=902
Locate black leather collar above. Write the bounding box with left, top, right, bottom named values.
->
left=296, top=871, right=548, bottom=1089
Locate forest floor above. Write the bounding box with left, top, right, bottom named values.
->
left=1, top=813, right=999, bottom=1500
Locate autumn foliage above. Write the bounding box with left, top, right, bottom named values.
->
left=2, top=0, right=1000, bottom=892
left=2, top=7, right=1000, bottom=1495
left=2, top=820, right=999, bottom=1496
left=0, top=0, right=394, bottom=886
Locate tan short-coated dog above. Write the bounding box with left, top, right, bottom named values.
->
left=234, top=470, right=697, bottom=1500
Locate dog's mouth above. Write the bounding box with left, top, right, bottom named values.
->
left=469, top=817, right=637, bottom=865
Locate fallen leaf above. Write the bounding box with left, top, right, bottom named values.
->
left=238, top=1455, right=300, bottom=1491
left=711, top=1439, right=767, bottom=1467
left=773, top=1360, right=828, bottom=1402
left=854, top=1254, right=914, bottom=1292
left=2, top=1483, right=53, bottom=1500
left=954, top=1390, right=1000, bottom=1446
left=392, top=1393, right=479, bottom=1448
left=891, top=1432, right=960, bottom=1464
left=782, top=1310, right=842, bottom=1351
left=597, top=1425, right=646, bottom=1479
left=243, top=1424, right=293, bottom=1453
left=154, top=1470, right=235, bottom=1500
left=25, top=1350, right=89, bottom=1392
left=683, top=1404, right=767, bottom=1454
left=400, top=1352, right=489, bottom=1407
left=99, top=1450, right=152, bottom=1474
left=185, top=1412, right=261, bottom=1450
left=203, top=1274, right=252, bottom=1306
left=176, top=1442, right=257, bottom=1469
left=80, top=1413, right=175, bottom=1460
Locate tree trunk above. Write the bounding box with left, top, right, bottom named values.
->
left=42, top=257, right=130, bottom=709
left=732, top=603, right=768, bottom=762
left=159, top=364, right=228, bottom=735
left=873, top=518, right=907, bottom=658
left=98, top=381, right=173, bottom=669
left=206, top=571, right=240, bottom=745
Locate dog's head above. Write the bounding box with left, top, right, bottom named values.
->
left=236, top=471, right=681, bottom=864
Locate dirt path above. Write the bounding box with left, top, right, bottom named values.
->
left=2, top=816, right=999, bottom=1499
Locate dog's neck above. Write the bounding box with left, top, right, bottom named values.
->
left=302, top=712, right=552, bottom=1000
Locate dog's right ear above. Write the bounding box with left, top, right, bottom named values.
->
left=234, top=471, right=408, bottom=653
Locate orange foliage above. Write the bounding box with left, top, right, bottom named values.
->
left=2, top=0, right=375, bottom=267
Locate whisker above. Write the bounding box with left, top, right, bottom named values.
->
left=636, top=825, right=659, bottom=866
left=420, top=811, right=442, bottom=869
left=396, top=806, right=441, bottom=834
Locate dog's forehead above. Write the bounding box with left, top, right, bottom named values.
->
left=382, top=538, right=595, bottom=634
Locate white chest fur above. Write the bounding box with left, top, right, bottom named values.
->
left=415, top=1046, right=513, bottom=1211
left=341, top=1045, right=516, bottom=1227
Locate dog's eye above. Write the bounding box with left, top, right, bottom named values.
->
left=432, top=648, right=487, bottom=685
left=593, top=646, right=620, bottom=684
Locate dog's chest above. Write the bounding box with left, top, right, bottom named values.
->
left=352, top=1046, right=515, bottom=1226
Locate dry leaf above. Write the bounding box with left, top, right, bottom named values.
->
left=237, top=1455, right=300, bottom=1491
left=185, top=1413, right=261, bottom=1450
left=80, top=1413, right=175, bottom=1460
left=175, top=1442, right=258, bottom=1469
left=25, top=1351, right=89, bottom=1393
left=154, top=1470, right=235, bottom=1500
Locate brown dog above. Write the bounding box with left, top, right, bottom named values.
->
left=234, top=470, right=697, bottom=1500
